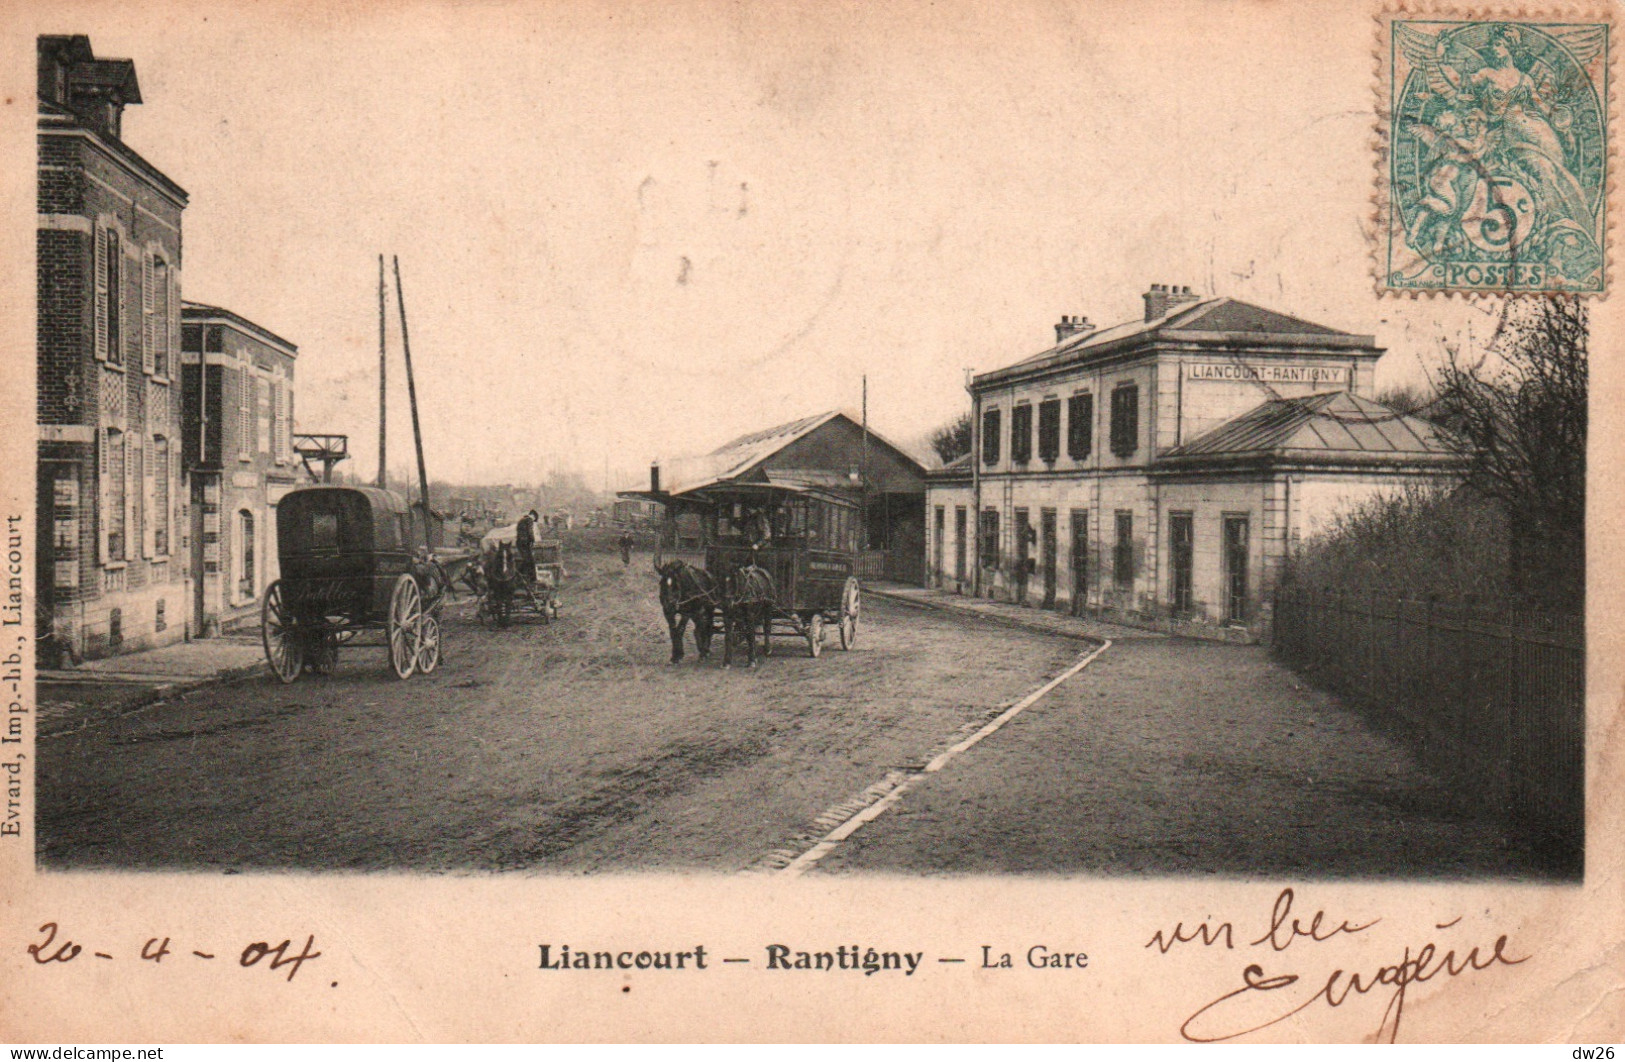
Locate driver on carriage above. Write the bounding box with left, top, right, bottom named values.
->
left=516, top=508, right=539, bottom=582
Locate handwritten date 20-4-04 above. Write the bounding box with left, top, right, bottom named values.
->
left=26, top=922, right=321, bottom=982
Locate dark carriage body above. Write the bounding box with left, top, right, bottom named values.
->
left=276, top=486, right=426, bottom=623
left=263, top=485, right=445, bottom=682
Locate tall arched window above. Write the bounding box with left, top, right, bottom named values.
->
left=239, top=510, right=256, bottom=599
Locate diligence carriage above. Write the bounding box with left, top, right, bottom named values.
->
left=666, top=483, right=862, bottom=658
left=262, top=486, right=449, bottom=682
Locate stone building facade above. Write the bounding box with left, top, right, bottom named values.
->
left=180, top=304, right=302, bottom=635
left=36, top=36, right=189, bottom=665
left=925, top=284, right=1465, bottom=638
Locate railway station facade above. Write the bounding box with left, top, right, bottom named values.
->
left=925, top=284, right=1465, bottom=637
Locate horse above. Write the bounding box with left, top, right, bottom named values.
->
left=656, top=559, right=718, bottom=664
left=482, top=542, right=519, bottom=627
left=720, top=563, right=776, bottom=669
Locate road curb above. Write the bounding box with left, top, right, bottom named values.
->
left=39, top=660, right=269, bottom=738
left=865, top=586, right=1107, bottom=644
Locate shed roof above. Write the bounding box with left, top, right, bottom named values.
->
left=642, top=410, right=923, bottom=500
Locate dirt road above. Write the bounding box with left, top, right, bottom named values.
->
left=37, top=553, right=1520, bottom=876
left=37, top=553, right=1077, bottom=872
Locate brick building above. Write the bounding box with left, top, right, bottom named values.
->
left=37, top=36, right=189, bottom=665
left=925, top=284, right=1465, bottom=637
left=180, top=303, right=303, bottom=634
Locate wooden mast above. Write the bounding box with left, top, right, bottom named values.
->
left=376, top=253, right=387, bottom=489
left=392, top=255, right=431, bottom=542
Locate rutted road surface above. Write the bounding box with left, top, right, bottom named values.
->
left=37, top=554, right=1077, bottom=872
left=37, top=553, right=1519, bottom=876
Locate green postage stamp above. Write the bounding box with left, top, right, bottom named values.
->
left=1379, top=10, right=1612, bottom=294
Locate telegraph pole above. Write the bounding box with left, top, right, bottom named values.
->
left=393, top=256, right=431, bottom=525
left=376, top=254, right=387, bottom=489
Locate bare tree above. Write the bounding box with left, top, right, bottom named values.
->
left=1433, top=298, right=1586, bottom=610
left=928, top=411, right=973, bottom=465
left=1374, top=383, right=1433, bottom=416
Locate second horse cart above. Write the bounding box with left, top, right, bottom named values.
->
left=475, top=523, right=564, bottom=626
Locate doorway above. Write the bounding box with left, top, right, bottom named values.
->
left=1040, top=509, right=1057, bottom=609
left=932, top=506, right=945, bottom=588
left=1070, top=509, right=1088, bottom=616
left=1223, top=514, right=1250, bottom=623
left=1170, top=512, right=1194, bottom=615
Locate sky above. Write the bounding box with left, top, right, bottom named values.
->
left=19, top=0, right=1496, bottom=489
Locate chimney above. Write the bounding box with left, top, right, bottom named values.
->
left=649, top=461, right=661, bottom=493
left=1142, top=283, right=1201, bottom=323
left=1053, top=314, right=1096, bottom=345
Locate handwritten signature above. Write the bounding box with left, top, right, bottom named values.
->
left=26, top=922, right=322, bottom=982
left=1147, top=889, right=1527, bottom=1043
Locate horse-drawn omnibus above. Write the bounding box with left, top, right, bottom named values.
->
left=653, top=480, right=862, bottom=660
left=262, top=485, right=449, bottom=682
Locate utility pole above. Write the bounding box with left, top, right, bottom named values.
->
left=861, top=375, right=871, bottom=550
left=376, top=254, right=387, bottom=489
left=393, top=256, right=431, bottom=532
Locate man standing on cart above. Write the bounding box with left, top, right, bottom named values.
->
left=517, top=509, right=539, bottom=582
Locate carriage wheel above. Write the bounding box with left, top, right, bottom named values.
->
left=417, top=611, right=442, bottom=674
left=839, top=577, right=860, bottom=650
left=807, top=612, right=825, bottom=658
left=261, top=580, right=304, bottom=684
left=387, top=574, right=422, bottom=680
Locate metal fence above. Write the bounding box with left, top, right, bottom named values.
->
left=1272, top=587, right=1584, bottom=870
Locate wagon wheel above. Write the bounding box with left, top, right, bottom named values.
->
left=387, top=573, right=422, bottom=680
left=261, top=580, right=304, bottom=684
left=417, top=611, right=442, bottom=674
left=838, top=577, right=860, bottom=650
left=806, top=612, right=825, bottom=658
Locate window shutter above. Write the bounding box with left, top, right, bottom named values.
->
left=141, top=248, right=155, bottom=375
left=126, top=437, right=139, bottom=562
left=273, top=381, right=285, bottom=464
left=143, top=436, right=156, bottom=558
left=98, top=429, right=111, bottom=563
left=94, top=224, right=108, bottom=362
left=238, top=366, right=251, bottom=460
left=171, top=443, right=183, bottom=557
left=167, top=267, right=180, bottom=378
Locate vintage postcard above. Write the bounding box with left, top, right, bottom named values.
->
left=1, top=0, right=1621, bottom=1044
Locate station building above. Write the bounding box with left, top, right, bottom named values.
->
left=36, top=35, right=189, bottom=664
left=180, top=303, right=304, bottom=635
left=925, top=284, right=1465, bottom=638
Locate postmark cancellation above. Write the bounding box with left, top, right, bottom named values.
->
left=1376, top=7, right=1613, bottom=295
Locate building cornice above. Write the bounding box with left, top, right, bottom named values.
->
left=975, top=333, right=1382, bottom=392
left=182, top=303, right=299, bottom=358
left=38, top=117, right=188, bottom=208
